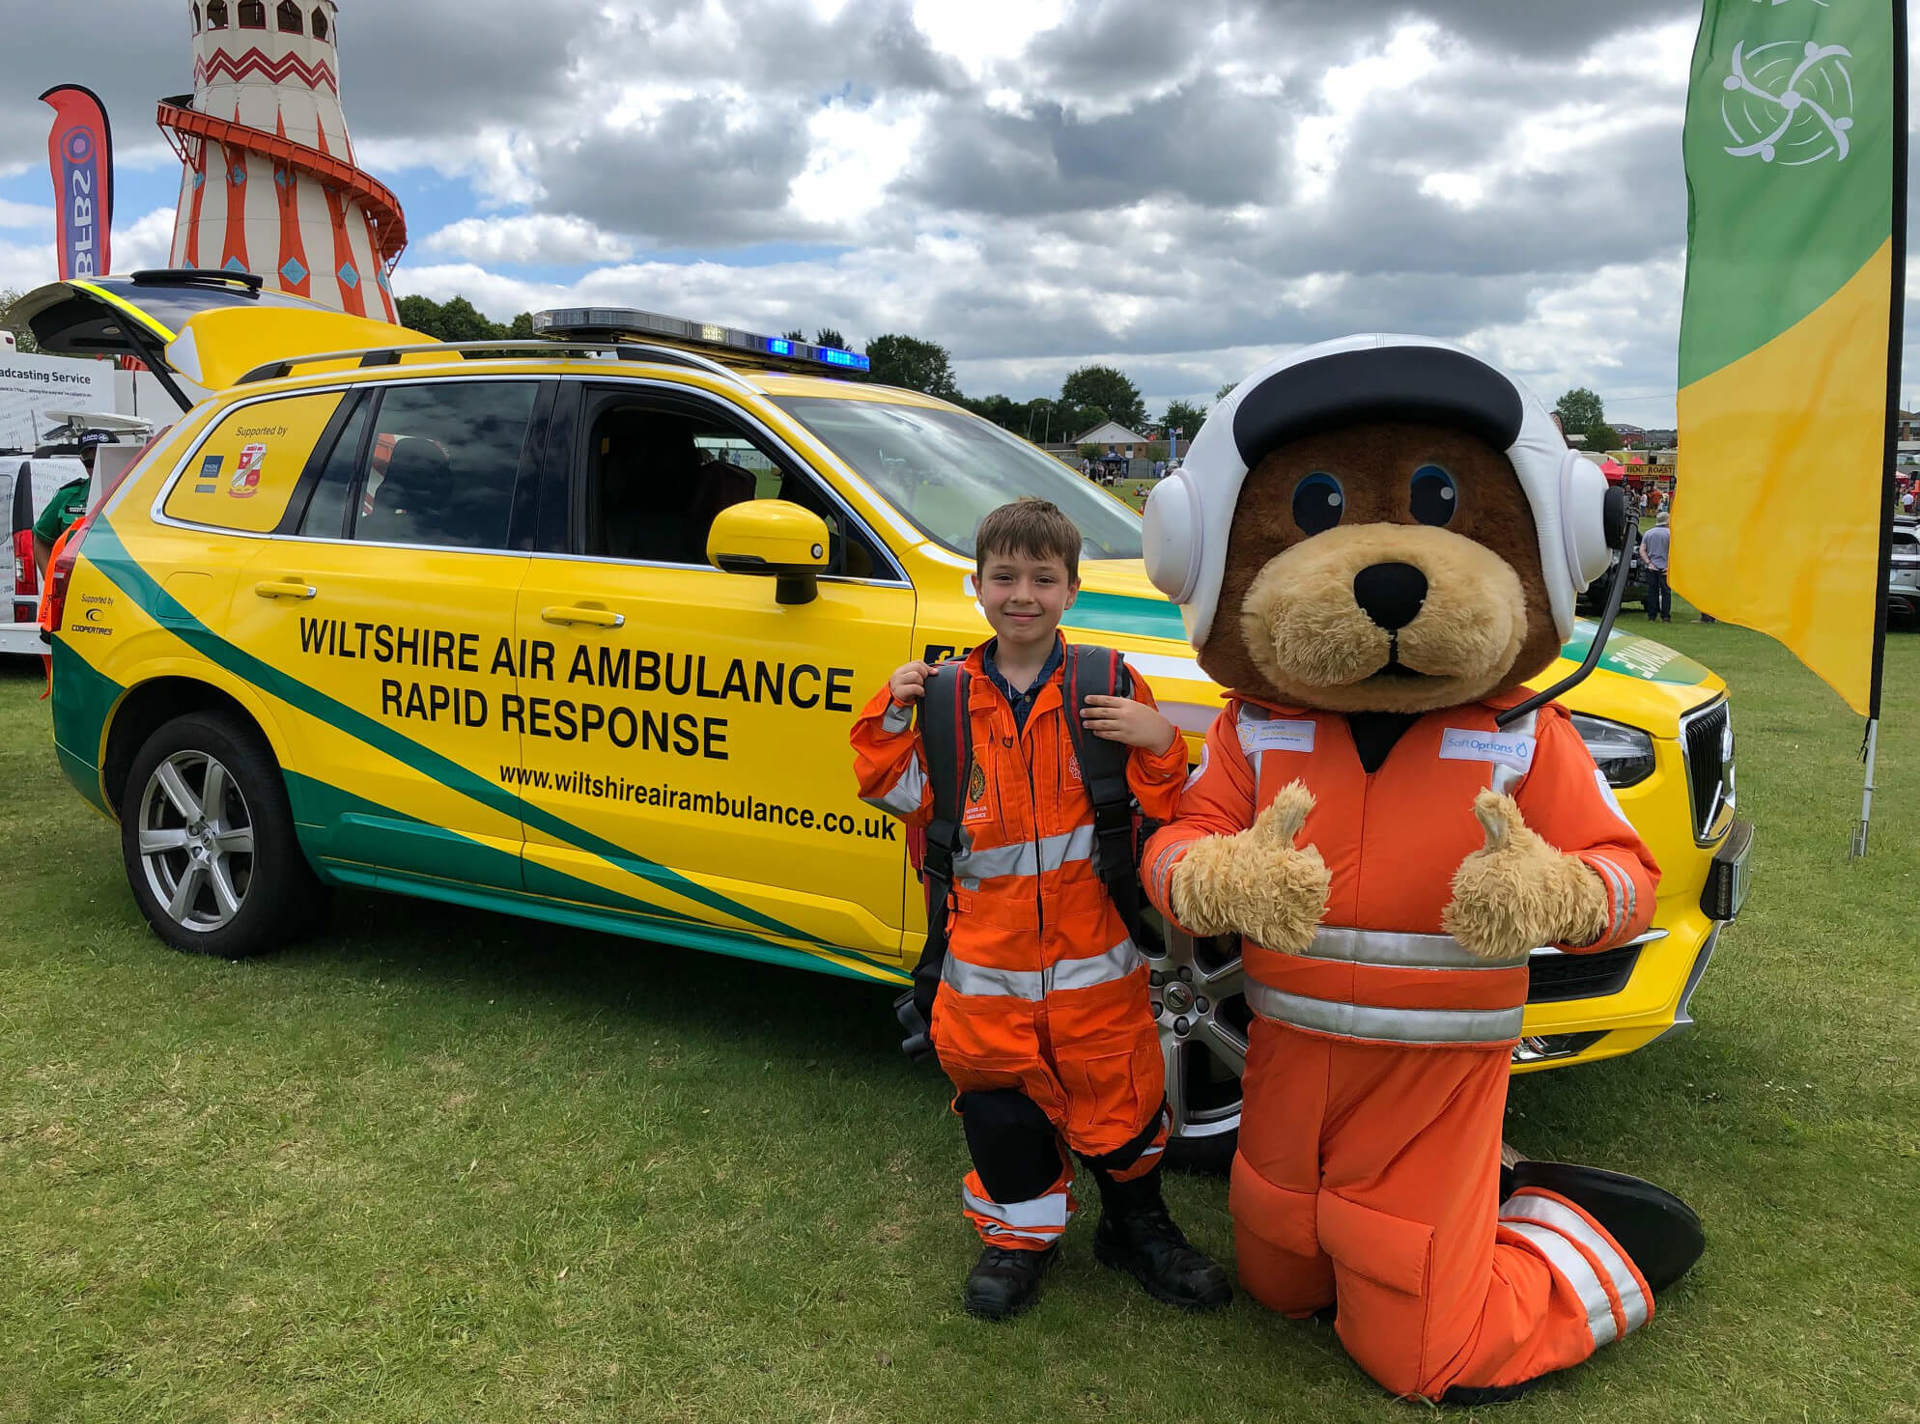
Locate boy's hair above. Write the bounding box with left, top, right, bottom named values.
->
left=975, top=498, right=1082, bottom=582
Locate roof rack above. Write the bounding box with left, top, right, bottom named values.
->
left=233, top=339, right=756, bottom=391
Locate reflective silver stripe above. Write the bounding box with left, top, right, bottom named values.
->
left=881, top=700, right=913, bottom=734
left=1502, top=1193, right=1650, bottom=1336
left=1502, top=1221, right=1618, bottom=1348
left=954, top=824, right=1095, bottom=882
left=962, top=1185, right=1070, bottom=1233
left=1301, top=926, right=1530, bottom=970
left=1148, top=842, right=1182, bottom=905
left=1246, top=982, right=1524, bottom=1044
left=863, top=752, right=926, bottom=817
left=1050, top=937, right=1144, bottom=991
left=942, top=937, right=1143, bottom=1000
left=1590, top=854, right=1637, bottom=932
left=942, top=957, right=1044, bottom=999
left=1589, top=856, right=1627, bottom=939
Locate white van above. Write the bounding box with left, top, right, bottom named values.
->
left=1, top=410, right=153, bottom=657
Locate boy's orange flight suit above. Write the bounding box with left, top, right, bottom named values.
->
left=1143, top=691, right=1660, bottom=1399
left=851, top=644, right=1188, bottom=1248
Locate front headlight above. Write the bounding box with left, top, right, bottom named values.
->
left=1570, top=712, right=1656, bottom=788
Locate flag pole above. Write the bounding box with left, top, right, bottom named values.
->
left=1854, top=0, right=1909, bottom=859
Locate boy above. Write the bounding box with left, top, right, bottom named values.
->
left=851, top=498, right=1231, bottom=1321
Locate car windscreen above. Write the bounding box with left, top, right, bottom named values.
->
left=774, top=396, right=1144, bottom=561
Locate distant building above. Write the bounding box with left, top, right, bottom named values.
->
left=1073, top=421, right=1152, bottom=456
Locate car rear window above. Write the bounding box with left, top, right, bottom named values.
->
left=163, top=392, right=345, bottom=532
left=85, top=277, right=319, bottom=338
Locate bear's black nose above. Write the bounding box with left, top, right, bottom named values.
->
left=1353, top=562, right=1428, bottom=631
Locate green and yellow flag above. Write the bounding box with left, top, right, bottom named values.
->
left=1676, top=0, right=1906, bottom=716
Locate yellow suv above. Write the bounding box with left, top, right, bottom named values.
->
left=20, top=272, right=1751, bottom=1162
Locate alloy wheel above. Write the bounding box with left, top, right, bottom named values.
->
left=136, top=750, right=255, bottom=932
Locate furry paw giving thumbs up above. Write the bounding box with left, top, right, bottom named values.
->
left=1442, top=790, right=1610, bottom=961
left=1168, top=781, right=1331, bottom=953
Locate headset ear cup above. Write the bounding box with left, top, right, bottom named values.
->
left=1143, top=472, right=1204, bottom=603
left=1559, top=451, right=1613, bottom=590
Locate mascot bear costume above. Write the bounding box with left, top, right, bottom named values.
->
left=1139, top=335, right=1703, bottom=1403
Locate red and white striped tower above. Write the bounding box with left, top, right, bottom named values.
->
left=158, top=0, right=404, bottom=319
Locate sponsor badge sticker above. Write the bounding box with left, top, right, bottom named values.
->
left=195, top=454, right=223, bottom=494
left=1439, top=727, right=1537, bottom=772
left=230, top=443, right=265, bottom=499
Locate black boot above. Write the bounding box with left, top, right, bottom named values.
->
left=1092, top=1167, right=1232, bottom=1311
left=963, top=1242, right=1058, bottom=1321
left=1509, top=1160, right=1705, bottom=1295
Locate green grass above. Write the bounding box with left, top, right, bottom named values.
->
left=2, top=610, right=1917, bottom=1422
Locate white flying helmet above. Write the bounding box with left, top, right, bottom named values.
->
left=1144, top=333, right=1613, bottom=647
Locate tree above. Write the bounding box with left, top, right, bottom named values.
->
left=1214, top=381, right=1235, bottom=402
left=1160, top=399, right=1207, bottom=440
left=1555, top=387, right=1606, bottom=440
left=397, top=293, right=509, bottom=342
left=0, top=289, right=39, bottom=353
left=505, top=312, right=537, bottom=340
left=782, top=329, right=807, bottom=343
left=1060, top=365, right=1146, bottom=432
left=1554, top=388, right=1626, bottom=452
left=960, top=392, right=1023, bottom=433
left=814, top=327, right=848, bottom=352
left=865, top=333, right=960, bottom=400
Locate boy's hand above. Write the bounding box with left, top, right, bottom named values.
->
left=1080, top=694, right=1178, bottom=753
left=889, top=659, right=933, bottom=704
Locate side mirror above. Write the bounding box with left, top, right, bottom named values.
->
left=707, top=499, right=831, bottom=606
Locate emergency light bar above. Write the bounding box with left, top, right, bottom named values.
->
left=532, top=307, right=870, bottom=375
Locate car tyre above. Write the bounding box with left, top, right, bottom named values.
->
left=120, top=711, right=322, bottom=958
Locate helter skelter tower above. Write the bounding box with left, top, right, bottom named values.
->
left=158, top=0, right=405, bottom=320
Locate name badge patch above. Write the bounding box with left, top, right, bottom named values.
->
left=1439, top=727, right=1536, bottom=773
left=1238, top=718, right=1317, bottom=756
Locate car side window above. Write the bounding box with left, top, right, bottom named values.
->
left=350, top=382, right=539, bottom=550
left=579, top=392, right=882, bottom=578
left=295, top=394, right=372, bottom=538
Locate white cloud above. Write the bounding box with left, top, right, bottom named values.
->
left=788, top=98, right=929, bottom=227
left=113, top=207, right=181, bottom=272
left=1294, top=22, right=1443, bottom=205
left=0, top=198, right=51, bottom=231
left=422, top=214, right=636, bottom=266
left=912, top=0, right=1068, bottom=80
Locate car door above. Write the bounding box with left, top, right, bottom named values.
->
left=513, top=379, right=916, bottom=967
left=223, top=375, right=550, bottom=891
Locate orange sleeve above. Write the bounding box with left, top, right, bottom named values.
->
left=849, top=681, right=933, bottom=828
left=1140, top=704, right=1257, bottom=932
left=1118, top=664, right=1192, bottom=821
left=1515, top=704, right=1661, bottom=952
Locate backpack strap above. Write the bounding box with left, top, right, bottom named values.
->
left=1062, top=644, right=1162, bottom=954
left=895, top=660, right=970, bottom=1053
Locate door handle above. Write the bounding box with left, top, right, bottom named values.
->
left=540, top=604, right=624, bottom=629
left=255, top=578, right=317, bottom=600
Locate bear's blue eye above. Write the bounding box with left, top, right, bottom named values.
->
left=1410, top=464, right=1457, bottom=526
left=1293, top=472, right=1345, bottom=535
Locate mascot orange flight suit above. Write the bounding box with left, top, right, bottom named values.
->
left=1138, top=335, right=1705, bottom=1403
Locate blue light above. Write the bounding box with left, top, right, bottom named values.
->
left=769, top=338, right=792, bottom=355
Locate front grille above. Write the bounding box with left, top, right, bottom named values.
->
left=1681, top=700, right=1730, bottom=838
left=1526, top=943, right=1642, bottom=1003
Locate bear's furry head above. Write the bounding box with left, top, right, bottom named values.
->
left=1144, top=337, right=1611, bottom=713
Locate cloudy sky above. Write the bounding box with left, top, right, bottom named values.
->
left=1, top=0, right=1916, bottom=429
